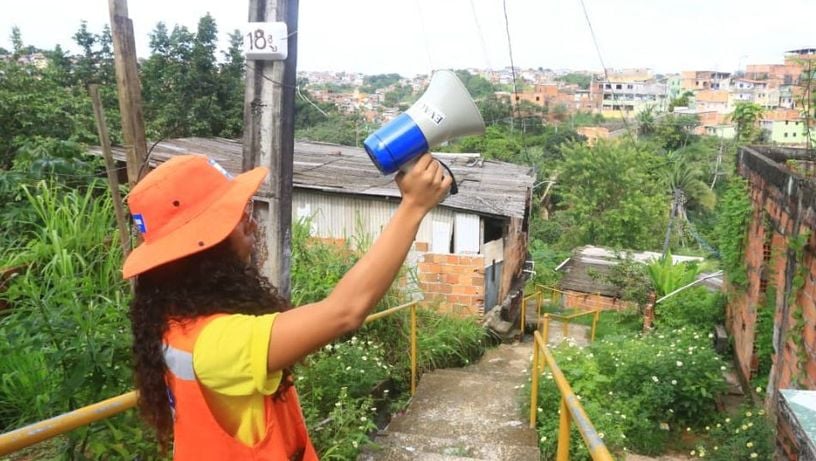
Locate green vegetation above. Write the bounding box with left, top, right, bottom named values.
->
left=531, top=328, right=728, bottom=458
left=555, top=72, right=593, bottom=90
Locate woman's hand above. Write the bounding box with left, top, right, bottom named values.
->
left=396, top=153, right=453, bottom=213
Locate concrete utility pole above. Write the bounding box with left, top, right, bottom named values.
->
left=107, top=0, right=148, bottom=186
left=242, top=0, right=299, bottom=298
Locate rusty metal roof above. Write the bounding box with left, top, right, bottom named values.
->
left=89, top=137, right=535, bottom=219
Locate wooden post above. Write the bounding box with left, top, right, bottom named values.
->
left=556, top=397, right=571, bottom=461
left=108, top=0, right=148, bottom=186
left=243, top=0, right=299, bottom=298
left=88, top=84, right=131, bottom=258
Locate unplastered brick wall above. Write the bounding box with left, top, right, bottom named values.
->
left=418, top=253, right=485, bottom=317
left=732, top=147, right=816, bottom=406
left=563, top=291, right=634, bottom=312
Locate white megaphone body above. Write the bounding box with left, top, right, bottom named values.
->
left=363, top=70, right=485, bottom=195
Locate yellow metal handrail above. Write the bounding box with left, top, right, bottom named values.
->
left=540, top=310, right=601, bottom=344
left=530, top=330, right=613, bottom=461
left=0, top=301, right=421, bottom=456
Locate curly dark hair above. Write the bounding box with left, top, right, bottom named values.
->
left=129, top=240, right=291, bottom=450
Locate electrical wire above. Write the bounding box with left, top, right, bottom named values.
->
left=501, top=0, right=533, bottom=166
left=576, top=0, right=632, bottom=133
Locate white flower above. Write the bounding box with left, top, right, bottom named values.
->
left=756, top=386, right=763, bottom=393
left=541, top=436, right=548, bottom=442
left=360, top=416, right=367, bottom=421
left=621, top=414, right=627, bottom=419
left=324, top=344, right=333, bottom=351
left=362, top=355, right=367, bottom=361
left=652, top=376, right=659, bottom=383
left=690, top=450, right=696, bottom=456
left=750, top=453, right=758, bottom=458
left=659, top=422, right=670, bottom=430
left=671, top=379, right=677, bottom=385
left=335, top=401, right=342, bottom=407
left=746, top=442, right=754, bottom=448
left=708, top=333, right=714, bottom=338
left=677, top=361, right=684, bottom=367
left=599, top=432, right=604, bottom=439
left=345, top=366, right=352, bottom=371
left=720, top=365, right=727, bottom=371
left=352, top=441, right=359, bottom=448
left=725, top=418, right=731, bottom=423
left=746, top=411, right=753, bottom=417
left=686, top=427, right=691, bottom=432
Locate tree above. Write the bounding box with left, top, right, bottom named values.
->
left=188, top=14, right=222, bottom=136
left=655, top=114, right=699, bottom=150
left=217, top=30, right=246, bottom=138
left=454, top=70, right=494, bottom=99
left=731, top=102, right=764, bottom=143
left=661, top=149, right=716, bottom=255
left=10, top=26, right=23, bottom=59
left=555, top=140, right=668, bottom=249
left=637, top=106, right=656, bottom=137
left=669, top=90, right=694, bottom=112
left=556, top=72, right=592, bottom=90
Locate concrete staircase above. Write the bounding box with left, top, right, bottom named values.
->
left=359, top=342, right=540, bottom=461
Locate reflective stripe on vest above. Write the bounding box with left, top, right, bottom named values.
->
left=163, top=344, right=196, bottom=381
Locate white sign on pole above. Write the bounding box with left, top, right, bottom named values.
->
left=243, top=22, right=288, bottom=61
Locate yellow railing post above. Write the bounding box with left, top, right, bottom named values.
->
left=562, top=317, right=569, bottom=339
left=530, top=331, right=613, bottom=461
left=542, top=314, right=550, bottom=344
left=520, top=296, right=526, bottom=338
left=530, top=336, right=540, bottom=428
left=556, top=396, right=572, bottom=461
left=410, top=303, right=417, bottom=395
left=591, top=310, right=600, bottom=343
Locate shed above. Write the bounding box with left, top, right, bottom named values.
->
left=556, top=245, right=704, bottom=311
left=89, top=138, right=535, bottom=317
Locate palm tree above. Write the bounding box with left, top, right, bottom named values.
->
left=661, top=150, right=716, bottom=257
left=637, top=106, right=656, bottom=137
left=731, top=102, right=765, bottom=143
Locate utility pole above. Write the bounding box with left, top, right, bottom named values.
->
left=107, top=0, right=148, bottom=186
left=242, top=0, right=299, bottom=298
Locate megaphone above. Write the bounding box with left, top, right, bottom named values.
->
left=363, top=70, right=486, bottom=195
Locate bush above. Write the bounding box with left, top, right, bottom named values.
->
left=655, top=287, right=725, bottom=330
left=693, top=405, right=774, bottom=460
left=0, top=181, right=158, bottom=459
left=530, top=328, right=728, bottom=458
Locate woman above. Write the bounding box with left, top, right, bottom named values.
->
left=124, top=153, right=450, bottom=460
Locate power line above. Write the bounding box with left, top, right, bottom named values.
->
left=467, top=0, right=493, bottom=71
left=501, top=0, right=533, bottom=166
left=576, top=0, right=632, bottom=133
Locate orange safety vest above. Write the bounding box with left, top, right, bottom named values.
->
left=163, top=314, right=319, bottom=461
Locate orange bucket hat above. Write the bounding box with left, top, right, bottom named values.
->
left=122, top=155, right=268, bottom=279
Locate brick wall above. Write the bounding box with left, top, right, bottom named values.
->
left=563, top=290, right=635, bottom=312
left=733, top=147, right=816, bottom=413
left=418, top=253, right=485, bottom=317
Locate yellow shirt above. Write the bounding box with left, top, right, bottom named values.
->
left=192, top=313, right=282, bottom=446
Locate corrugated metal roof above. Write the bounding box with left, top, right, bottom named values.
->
left=89, top=137, right=534, bottom=219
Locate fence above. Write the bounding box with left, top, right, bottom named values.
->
left=0, top=301, right=420, bottom=456
left=521, top=284, right=601, bottom=343
left=529, top=330, right=613, bottom=461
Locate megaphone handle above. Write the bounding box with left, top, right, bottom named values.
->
left=438, top=160, right=459, bottom=195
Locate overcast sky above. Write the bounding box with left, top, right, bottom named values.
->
left=2, top=0, right=814, bottom=76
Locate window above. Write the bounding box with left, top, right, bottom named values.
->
left=515, top=96, right=520, bottom=101
left=626, top=84, right=633, bottom=89
left=786, top=121, right=789, bottom=125
left=615, top=84, right=622, bottom=90
left=535, top=96, right=540, bottom=102
left=785, top=133, right=789, bottom=138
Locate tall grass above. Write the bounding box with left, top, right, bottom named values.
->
left=0, top=181, right=157, bottom=460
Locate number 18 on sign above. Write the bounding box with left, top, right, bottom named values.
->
left=243, top=22, right=288, bottom=61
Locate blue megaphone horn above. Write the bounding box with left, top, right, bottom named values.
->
left=363, top=70, right=486, bottom=195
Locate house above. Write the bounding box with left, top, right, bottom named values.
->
left=595, top=69, right=667, bottom=118
left=90, top=138, right=535, bottom=318
left=730, top=146, right=816, bottom=459
left=555, top=246, right=703, bottom=311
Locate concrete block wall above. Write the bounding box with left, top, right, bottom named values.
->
left=418, top=253, right=486, bottom=317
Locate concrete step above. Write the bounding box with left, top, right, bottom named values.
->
left=361, top=431, right=539, bottom=461
left=359, top=445, right=484, bottom=461
left=387, top=373, right=537, bottom=447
